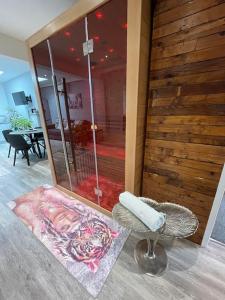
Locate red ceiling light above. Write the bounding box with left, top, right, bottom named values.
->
left=64, top=31, right=71, bottom=37
left=122, top=22, right=128, bottom=29
left=108, top=48, right=114, bottom=53
left=95, top=11, right=104, bottom=19
left=69, top=47, right=76, bottom=52
left=93, top=35, right=100, bottom=41
left=76, top=57, right=80, bottom=62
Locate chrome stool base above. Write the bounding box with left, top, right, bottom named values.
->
left=134, top=239, right=167, bottom=276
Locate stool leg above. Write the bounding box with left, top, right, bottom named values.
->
left=146, top=235, right=158, bottom=259
left=134, top=232, right=168, bottom=276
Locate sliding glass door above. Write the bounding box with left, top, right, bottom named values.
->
left=32, top=0, right=127, bottom=211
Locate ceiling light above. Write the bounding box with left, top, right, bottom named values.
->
left=93, top=35, right=100, bottom=41
left=0, top=70, right=4, bottom=75
left=38, top=77, right=47, bottom=82
left=69, top=47, right=76, bottom=52
left=64, top=31, right=71, bottom=37
left=95, top=11, right=104, bottom=19
left=122, top=23, right=128, bottom=29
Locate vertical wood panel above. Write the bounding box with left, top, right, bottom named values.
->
left=125, top=0, right=151, bottom=195
left=143, top=0, right=225, bottom=244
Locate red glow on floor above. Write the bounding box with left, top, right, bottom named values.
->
left=74, top=175, right=124, bottom=211
left=100, top=58, right=105, bottom=63
left=75, top=57, right=80, bottom=62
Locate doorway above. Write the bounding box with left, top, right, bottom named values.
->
left=32, top=0, right=127, bottom=211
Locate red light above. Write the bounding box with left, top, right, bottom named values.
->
left=95, top=11, right=103, bottom=19
left=122, top=23, right=128, bottom=29
left=93, top=35, right=100, bottom=41
left=109, top=48, right=114, bottom=53
left=91, top=66, right=95, bottom=70
left=75, top=57, right=80, bottom=62
left=100, top=58, right=105, bottom=63
left=69, top=47, right=76, bottom=52
left=64, top=31, right=71, bottom=37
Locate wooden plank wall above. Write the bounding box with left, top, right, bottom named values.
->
left=143, top=0, right=225, bottom=244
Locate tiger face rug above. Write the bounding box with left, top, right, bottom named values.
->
left=8, top=185, right=129, bottom=297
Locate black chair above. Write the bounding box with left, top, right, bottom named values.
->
left=2, top=129, right=12, bottom=158
left=7, top=134, right=32, bottom=166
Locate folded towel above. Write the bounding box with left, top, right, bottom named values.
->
left=119, top=192, right=166, bottom=232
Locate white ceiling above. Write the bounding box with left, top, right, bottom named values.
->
left=0, top=0, right=77, bottom=41
left=0, top=54, right=29, bottom=82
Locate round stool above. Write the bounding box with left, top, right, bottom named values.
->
left=112, top=198, right=199, bottom=277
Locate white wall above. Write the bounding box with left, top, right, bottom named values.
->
left=0, top=33, right=28, bottom=61
left=2, top=72, right=40, bottom=127
left=0, top=83, right=10, bottom=141
left=0, top=83, right=9, bottom=113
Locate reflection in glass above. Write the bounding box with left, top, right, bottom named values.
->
left=32, top=0, right=127, bottom=211
left=87, top=0, right=127, bottom=210
left=32, top=41, right=71, bottom=190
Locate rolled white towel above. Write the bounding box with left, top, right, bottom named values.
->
left=119, top=192, right=166, bottom=232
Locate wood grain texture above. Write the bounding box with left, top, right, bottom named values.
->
left=143, top=0, right=225, bottom=244
left=1, top=143, right=225, bottom=299
left=125, top=0, right=151, bottom=195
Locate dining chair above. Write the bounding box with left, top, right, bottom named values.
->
left=2, top=129, right=12, bottom=158
left=7, top=134, right=32, bottom=166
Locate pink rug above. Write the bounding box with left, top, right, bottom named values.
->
left=8, top=185, right=129, bottom=297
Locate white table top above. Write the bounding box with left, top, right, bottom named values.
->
left=9, top=128, right=43, bottom=135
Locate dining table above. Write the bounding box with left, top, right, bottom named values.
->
left=9, top=128, right=44, bottom=158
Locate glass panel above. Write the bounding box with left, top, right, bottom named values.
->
left=88, top=0, right=127, bottom=211
left=32, top=41, right=71, bottom=190
left=47, top=18, right=98, bottom=204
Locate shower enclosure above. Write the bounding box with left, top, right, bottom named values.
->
left=32, top=0, right=127, bottom=211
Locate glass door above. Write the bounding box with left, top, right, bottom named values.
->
left=32, top=41, right=72, bottom=191
left=87, top=0, right=127, bottom=211
left=32, top=0, right=127, bottom=211
left=47, top=18, right=99, bottom=204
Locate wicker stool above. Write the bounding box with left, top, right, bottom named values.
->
left=112, top=197, right=199, bottom=277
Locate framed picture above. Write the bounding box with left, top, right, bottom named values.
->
left=68, top=93, right=83, bottom=109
